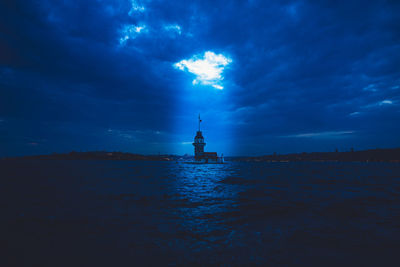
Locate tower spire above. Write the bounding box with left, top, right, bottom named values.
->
left=198, top=113, right=202, bottom=131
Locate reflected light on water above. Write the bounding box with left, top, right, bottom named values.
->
left=170, top=162, right=239, bottom=247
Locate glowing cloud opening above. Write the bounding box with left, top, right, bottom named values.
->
left=174, top=51, right=232, bottom=89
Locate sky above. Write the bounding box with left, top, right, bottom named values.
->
left=0, top=0, right=399, bottom=157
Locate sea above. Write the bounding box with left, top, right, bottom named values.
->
left=2, top=160, right=400, bottom=266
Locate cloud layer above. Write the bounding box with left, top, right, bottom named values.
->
left=0, top=0, right=399, bottom=156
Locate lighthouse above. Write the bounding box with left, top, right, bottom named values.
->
left=192, top=114, right=224, bottom=163
left=193, top=114, right=206, bottom=159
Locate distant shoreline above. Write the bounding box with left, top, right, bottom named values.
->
left=2, top=148, right=400, bottom=162
left=231, top=148, right=400, bottom=163
left=2, top=151, right=179, bottom=161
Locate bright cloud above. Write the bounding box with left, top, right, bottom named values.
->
left=349, top=111, right=361, bottom=116
left=362, top=99, right=395, bottom=109
left=119, top=24, right=147, bottom=45
left=128, top=0, right=145, bottom=16
left=379, top=100, right=393, bottom=105
left=164, top=24, right=182, bottom=35
left=282, top=131, right=354, bottom=138
left=174, top=51, right=232, bottom=89
left=363, top=84, right=378, bottom=92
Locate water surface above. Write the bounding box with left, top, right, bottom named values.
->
left=2, top=160, right=400, bottom=266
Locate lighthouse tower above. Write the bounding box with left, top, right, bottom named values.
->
left=193, top=114, right=206, bottom=160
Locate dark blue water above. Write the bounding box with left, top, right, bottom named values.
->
left=2, top=160, right=400, bottom=266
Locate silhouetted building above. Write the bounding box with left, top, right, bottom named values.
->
left=192, top=114, right=223, bottom=163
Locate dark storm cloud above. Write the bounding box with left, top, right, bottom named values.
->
left=201, top=0, right=400, bottom=148
left=0, top=0, right=399, bottom=156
